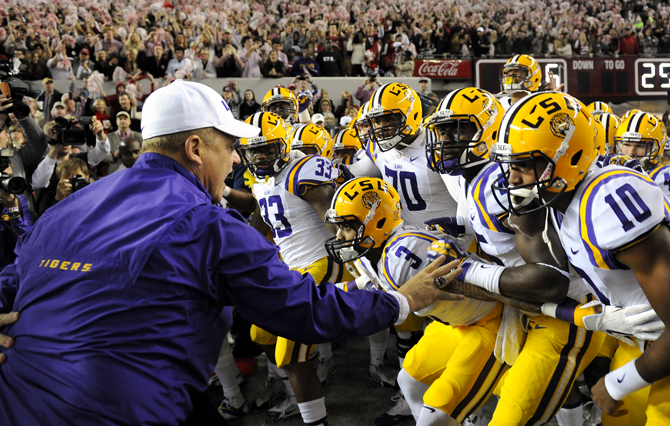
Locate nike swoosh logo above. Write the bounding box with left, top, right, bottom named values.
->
left=479, top=264, right=492, bottom=269
left=535, top=324, right=547, bottom=329
left=570, top=248, right=579, bottom=255
left=422, top=406, right=436, bottom=413
left=410, top=157, right=419, bottom=162
left=285, top=406, right=299, bottom=415
left=617, top=373, right=626, bottom=383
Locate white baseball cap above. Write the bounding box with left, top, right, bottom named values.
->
left=141, top=80, right=259, bottom=140
left=311, top=113, right=325, bottom=124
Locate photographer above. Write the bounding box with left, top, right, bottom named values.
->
left=0, top=150, right=32, bottom=270
left=53, top=158, right=90, bottom=205
left=33, top=117, right=109, bottom=215
left=354, top=76, right=381, bottom=105
left=0, top=95, right=49, bottom=218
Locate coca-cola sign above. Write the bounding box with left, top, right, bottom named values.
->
left=414, top=59, right=472, bottom=79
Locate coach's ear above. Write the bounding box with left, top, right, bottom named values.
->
left=184, top=135, right=204, bottom=167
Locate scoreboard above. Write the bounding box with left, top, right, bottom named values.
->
left=473, top=57, right=670, bottom=102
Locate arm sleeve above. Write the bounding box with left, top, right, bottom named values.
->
left=285, top=156, right=336, bottom=197
left=17, top=116, right=48, bottom=170
left=213, top=211, right=401, bottom=343
left=86, top=135, right=112, bottom=167
left=31, top=156, right=57, bottom=189
left=347, top=152, right=382, bottom=178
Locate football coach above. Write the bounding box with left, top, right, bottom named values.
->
left=0, top=80, right=461, bottom=426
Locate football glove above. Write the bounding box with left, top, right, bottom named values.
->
left=424, top=216, right=467, bottom=238
left=297, top=90, right=313, bottom=113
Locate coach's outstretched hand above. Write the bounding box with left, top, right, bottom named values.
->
left=0, top=311, right=19, bottom=364
left=398, top=257, right=464, bottom=312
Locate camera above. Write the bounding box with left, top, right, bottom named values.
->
left=0, top=59, right=41, bottom=121
left=0, top=149, right=26, bottom=194
left=70, top=175, right=91, bottom=193
left=48, top=116, right=93, bottom=145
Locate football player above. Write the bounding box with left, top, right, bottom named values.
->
left=614, top=112, right=670, bottom=197
left=325, top=177, right=500, bottom=426
left=331, top=127, right=364, bottom=165
left=489, top=92, right=670, bottom=423
left=239, top=112, right=352, bottom=425
left=498, top=54, right=543, bottom=110
left=594, top=112, right=621, bottom=155
left=425, top=87, right=606, bottom=426
left=348, top=83, right=458, bottom=227
left=587, top=101, right=613, bottom=118
left=291, top=123, right=334, bottom=159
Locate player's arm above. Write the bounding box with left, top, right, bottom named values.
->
left=592, top=224, right=670, bottom=415
left=222, top=186, right=257, bottom=213
left=464, top=211, right=570, bottom=303
left=302, top=184, right=338, bottom=235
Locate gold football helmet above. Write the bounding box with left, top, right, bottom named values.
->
left=239, top=112, right=291, bottom=178
left=490, top=92, right=598, bottom=215
left=262, top=87, right=298, bottom=124
left=500, top=54, right=542, bottom=94
left=354, top=102, right=372, bottom=146
left=586, top=101, right=612, bottom=117
left=324, top=177, right=402, bottom=263
left=594, top=113, right=620, bottom=155
left=621, top=109, right=642, bottom=121
left=291, top=124, right=333, bottom=158
left=332, top=128, right=363, bottom=163
left=366, top=83, right=422, bottom=151
left=425, top=87, right=504, bottom=175
left=615, top=112, right=666, bottom=170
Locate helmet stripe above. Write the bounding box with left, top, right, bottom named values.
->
left=252, top=112, right=263, bottom=128
left=499, top=92, right=540, bottom=144
left=629, top=113, right=644, bottom=133
left=443, top=88, right=465, bottom=110
left=371, top=83, right=391, bottom=108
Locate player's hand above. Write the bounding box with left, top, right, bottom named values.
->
left=592, top=377, right=628, bottom=417
left=297, top=90, right=312, bottom=113
left=581, top=301, right=662, bottom=344
left=399, top=257, right=464, bottom=313
left=0, top=312, right=19, bottom=364
left=334, top=163, right=355, bottom=185
left=424, top=216, right=466, bottom=238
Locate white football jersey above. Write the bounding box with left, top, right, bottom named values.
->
left=551, top=165, right=670, bottom=307
left=354, top=225, right=498, bottom=326
left=647, top=164, right=670, bottom=198
left=251, top=155, right=336, bottom=270
left=468, top=163, right=589, bottom=300
left=364, top=129, right=458, bottom=226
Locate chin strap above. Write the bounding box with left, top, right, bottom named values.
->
left=541, top=207, right=561, bottom=265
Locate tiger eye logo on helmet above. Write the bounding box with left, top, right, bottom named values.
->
left=550, top=113, right=575, bottom=139
left=361, top=191, right=381, bottom=209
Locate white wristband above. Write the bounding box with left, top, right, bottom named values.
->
left=604, top=359, right=653, bottom=401
left=222, top=186, right=232, bottom=198
left=388, top=291, right=410, bottom=326
left=463, top=261, right=505, bottom=294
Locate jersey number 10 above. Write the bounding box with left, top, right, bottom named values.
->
left=603, top=183, right=652, bottom=232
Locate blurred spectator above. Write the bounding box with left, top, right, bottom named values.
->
left=530, top=29, right=544, bottom=57
left=292, top=48, right=321, bottom=77
left=36, top=78, right=63, bottom=124
left=324, top=112, right=338, bottom=137
left=72, top=48, right=95, bottom=80
left=0, top=152, right=32, bottom=269
left=238, top=37, right=263, bottom=78
left=619, top=27, right=641, bottom=55
left=574, top=33, right=591, bottom=56
left=239, top=90, right=260, bottom=121
left=213, top=44, right=244, bottom=78
left=102, top=29, right=124, bottom=54
left=554, top=33, right=573, bottom=56
left=354, top=77, right=381, bottom=105
left=348, top=33, right=366, bottom=76
left=222, top=81, right=242, bottom=120
left=318, top=99, right=335, bottom=116
left=166, top=47, right=191, bottom=78
left=92, top=99, right=112, bottom=134
left=640, top=28, right=659, bottom=56
left=26, top=52, right=51, bottom=81
left=473, top=27, right=491, bottom=57
left=192, top=50, right=217, bottom=79
left=108, top=139, right=142, bottom=174
left=271, top=38, right=289, bottom=68
left=418, top=77, right=430, bottom=95
left=52, top=158, right=91, bottom=207
left=311, top=113, right=325, bottom=128
left=287, top=83, right=299, bottom=98
left=46, top=44, right=73, bottom=80
left=262, top=50, right=286, bottom=78
left=61, top=92, right=86, bottom=119
left=142, top=45, right=169, bottom=79
left=396, top=51, right=415, bottom=77
left=103, top=111, right=143, bottom=169
left=335, top=91, right=358, bottom=119
left=317, top=39, right=344, bottom=77
left=7, top=124, right=24, bottom=149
